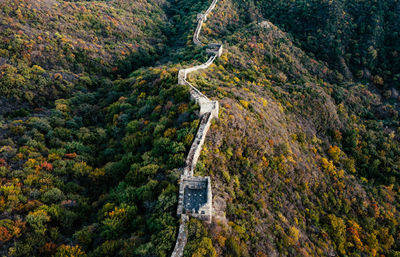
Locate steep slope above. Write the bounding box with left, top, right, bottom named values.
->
left=0, top=0, right=206, bottom=255
left=0, top=0, right=168, bottom=105
left=180, top=0, right=400, bottom=256
left=0, top=65, right=201, bottom=256
left=255, top=0, right=400, bottom=88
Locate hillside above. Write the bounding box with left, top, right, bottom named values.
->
left=1, top=0, right=400, bottom=256
left=256, top=0, right=400, bottom=87
left=182, top=0, right=400, bottom=255
left=0, top=0, right=168, bottom=105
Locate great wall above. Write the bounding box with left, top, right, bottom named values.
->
left=171, top=0, right=222, bottom=256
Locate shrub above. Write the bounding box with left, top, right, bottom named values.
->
left=55, top=245, right=87, bottom=257
left=41, top=188, right=65, bottom=204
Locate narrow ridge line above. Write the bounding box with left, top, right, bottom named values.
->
left=171, top=0, right=223, bottom=255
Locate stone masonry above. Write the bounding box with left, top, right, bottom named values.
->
left=171, top=0, right=222, bottom=256
left=177, top=176, right=212, bottom=222
left=170, top=214, right=189, bottom=257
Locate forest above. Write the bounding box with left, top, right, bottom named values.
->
left=1, top=0, right=400, bottom=256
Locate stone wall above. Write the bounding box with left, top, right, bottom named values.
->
left=206, top=43, right=223, bottom=57
left=193, top=0, right=219, bottom=45
left=183, top=112, right=213, bottom=176
left=170, top=214, right=189, bottom=257
left=178, top=54, right=220, bottom=118
left=171, top=0, right=222, bottom=255
left=177, top=176, right=212, bottom=223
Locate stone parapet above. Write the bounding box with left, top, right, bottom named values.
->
left=193, top=0, right=219, bottom=45
left=184, top=113, right=213, bottom=176
left=172, top=0, right=223, bottom=255
left=206, top=44, right=223, bottom=57
left=177, top=176, right=212, bottom=223
left=171, top=214, right=189, bottom=257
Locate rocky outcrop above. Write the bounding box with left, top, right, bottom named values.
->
left=171, top=0, right=223, bottom=256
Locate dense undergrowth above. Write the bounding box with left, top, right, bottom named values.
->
left=0, top=0, right=167, bottom=104
left=0, top=66, right=200, bottom=256
left=256, top=0, right=400, bottom=88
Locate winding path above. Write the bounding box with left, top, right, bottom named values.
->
left=171, top=0, right=222, bottom=256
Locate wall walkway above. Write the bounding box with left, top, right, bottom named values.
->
left=171, top=0, right=223, bottom=255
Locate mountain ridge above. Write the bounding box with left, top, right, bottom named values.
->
left=0, top=0, right=399, bottom=256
